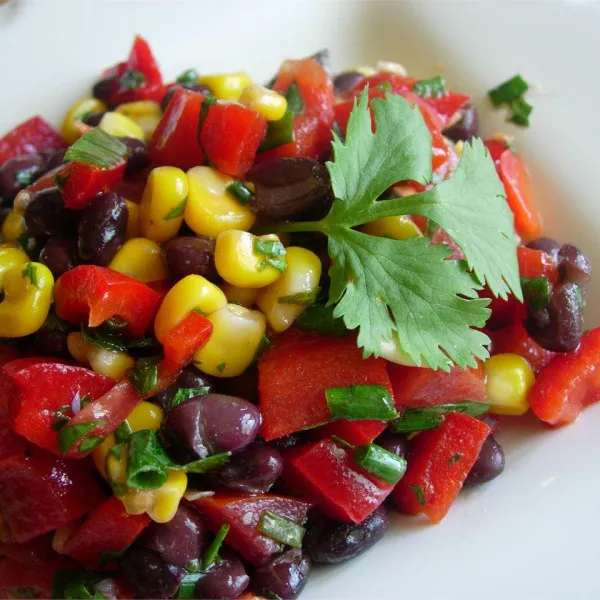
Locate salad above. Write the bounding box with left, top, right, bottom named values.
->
left=0, top=35, right=596, bottom=600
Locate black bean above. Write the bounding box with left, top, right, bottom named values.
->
left=40, top=148, right=66, bottom=172
left=92, top=78, right=114, bottom=104
left=34, top=325, right=71, bottom=357
left=81, top=112, right=105, bottom=127
left=119, top=137, right=151, bottom=175
left=465, top=434, right=505, bottom=486
left=558, top=244, right=592, bottom=286
left=39, top=237, right=77, bottom=278
left=24, top=187, right=76, bottom=236
left=443, top=104, right=479, bottom=142
left=253, top=548, right=311, bottom=599
left=526, top=237, right=561, bottom=262
left=333, top=71, right=365, bottom=95
left=153, top=365, right=217, bottom=410
left=375, top=432, right=410, bottom=460
left=0, top=154, right=47, bottom=206
left=77, top=192, right=127, bottom=265
left=164, top=236, right=217, bottom=282
left=160, top=83, right=214, bottom=112
left=305, top=505, right=390, bottom=564
left=215, top=365, right=259, bottom=404
left=246, top=157, right=333, bottom=221
left=194, top=549, right=250, bottom=599
left=309, top=49, right=331, bottom=73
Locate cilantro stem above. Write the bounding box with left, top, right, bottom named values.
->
left=252, top=220, right=325, bottom=234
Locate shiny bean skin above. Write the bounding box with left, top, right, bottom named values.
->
left=246, top=157, right=333, bottom=221
left=141, top=504, right=206, bottom=567
left=558, top=244, right=592, bottom=286
left=194, top=549, right=250, bottom=599
left=40, top=148, right=67, bottom=172
left=0, top=154, right=47, bottom=206
left=34, top=326, right=71, bottom=358
left=120, top=137, right=151, bottom=175
left=375, top=432, right=410, bottom=460
left=309, top=49, right=331, bottom=72
left=92, top=78, right=113, bottom=104
left=153, top=365, right=217, bottom=410
left=78, top=192, right=127, bottom=265
left=305, top=505, right=390, bottom=564
left=161, top=394, right=261, bottom=461
left=443, top=104, right=479, bottom=142
left=207, top=444, right=283, bottom=494
left=252, top=548, right=311, bottom=600
left=333, top=71, right=365, bottom=95
left=81, top=112, right=106, bottom=127
left=39, top=237, right=77, bottom=278
left=215, top=365, right=259, bottom=404
left=465, top=434, right=505, bottom=486
left=164, top=236, right=217, bottom=282
left=526, top=237, right=560, bottom=262
left=24, top=187, right=76, bottom=236
left=160, top=82, right=214, bottom=112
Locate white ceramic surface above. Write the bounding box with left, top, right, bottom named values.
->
left=1, top=1, right=600, bottom=598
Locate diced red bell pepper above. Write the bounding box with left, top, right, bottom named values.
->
left=192, top=494, right=311, bottom=566
left=312, top=419, right=387, bottom=447
left=427, top=92, right=470, bottom=125
left=0, top=450, right=104, bottom=542
left=393, top=413, right=491, bottom=523
left=54, top=265, right=162, bottom=336
left=58, top=160, right=126, bottom=210
left=148, top=88, right=206, bottom=170
left=0, top=363, right=28, bottom=461
left=0, top=116, right=66, bottom=168
left=517, top=246, right=558, bottom=283
left=479, top=285, right=525, bottom=331
left=200, top=102, right=267, bottom=178
left=5, top=361, right=114, bottom=455
left=258, top=330, right=393, bottom=442
left=0, top=556, right=72, bottom=599
left=388, top=362, right=487, bottom=408
left=162, top=311, right=213, bottom=371
left=484, top=139, right=506, bottom=166
left=529, top=328, right=600, bottom=426
left=56, top=496, right=149, bottom=567
left=282, top=438, right=395, bottom=523
left=0, top=534, right=55, bottom=565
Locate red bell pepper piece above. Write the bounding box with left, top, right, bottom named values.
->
left=54, top=265, right=162, bottom=336
left=0, top=557, right=72, bottom=599
left=427, top=91, right=470, bottom=124
left=517, top=246, right=558, bottom=283
left=479, top=285, right=525, bottom=331
left=200, top=102, right=267, bottom=178
left=5, top=361, right=114, bottom=455
left=0, top=449, right=104, bottom=542
left=282, top=438, right=395, bottom=523
left=192, top=494, right=311, bottom=566
left=393, top=413, right=491, bottom=523
left=529, top=328, right=600, bottom=426
left=0, top=534, right=55, bottom=565
left=0, top=116, right=66, bottom=167
left=162, top=311, right=213, bottom=370
left=148, top=88, right=206, bottom=170
left=56, top=496, right=150, bottom=567
left=0, top=363, right=28, bottom=461
left=388, top=362, right=487, bottom=408
left=58, top=160, right=126, bottom=210
left=484, top=139, right=506, bottom=166
left=258, top=330, right=393, bottom=443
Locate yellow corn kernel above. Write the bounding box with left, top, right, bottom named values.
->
left=256, top=246, right=321, bottom=333
left=146, top=470, right=188, bottom=523
left=115, top=101, right=162, bottom=139
left=377, top=331, right=418, bottom=367
left=185, top=167, right=256, bottom=238
left=221, top=282, right=259, bottom=308
left=126, top=401, right=164, bottom=432
left=99, top=111, right=145, bottom=141
left=361, top=215, right=422, bottom=240
left=0, top=244, right=29, bottom=287
left=239, top=84, right=287, bottom=122
left=215, top=231, right=286, bottom=288
left=61, top=97, right=108, bottom=144
left=124, top=200, right=140, bottom=239
left=106, top=444, right=128, bottom=486
left=348, top=66, right=376, bottom=77
left=376, top=60, right=408, bottom=76
left=154, top=274, right=227, bottom=342
left=194, top=303, right=266, bottom=378
left=109, top=238, right=168, bottom=283
left=92, top=433, right=116, bottom=480
left=454, top=140, right=465, bottom=157
left=197, top=72, right=252, bottom=101
left=139, top=166, right=189, bottom=243
left=1, top=210, right=26, bottom=244
left=0, top=262, right=53, bottom=337
left=484, top=353, right=535, bottom=416
left=67, top=331, right=89, bottom=363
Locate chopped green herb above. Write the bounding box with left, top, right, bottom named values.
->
left=413, top=75, right=446, bottom=99
left=52, top=406, right=72, bottom=431
left=176, top=572, right=204, bottom=599
left=408, top=482, right=426, bottom=506
left=79, top=436, right=104, bottom=453
left=353, top=443, right=407, bottom=484
left=181, top=452, right=230, bottom=474
left=202, top=523, right=231, bottom=570
left=176, top=68, right=199, bottom=84
left=521, top=276, right=550, bottom=309
left=164, top=196, right=188, bottom=220
left=98, top=547, right=129, bottom=567
left=170, top=386, right=210, bottom=409
left=256, top=333, right=272, bottom=356
left=119, top=69, right=146, bottom=91
left=80, top=394, right=93, bottom=410
left=81, top=324, right=127, bottom=353
left=127, top=356, right=160, bottom=395
left=51, top=568, right=108, bottom=600
left=112, top=483, right=129, bottom=497
left=448, top=453, right=463, bottom=465
left=284, top=82, right=305, bottom=115
left=259, top=110, right=295, bottom=152
left=21, top=263, right=38, bottom=288
left=54, top=169, right=71, bottom=189
left=57, top=421, right=106, bottom=454
left=326, top=384, right=398, bottom=421
left=65, top=128, right=130, bottom=169
left=488, top=74, right=529, bottom=106
left=278, top=287, right=321, bottom=306
left=226, top=180, right=254, bottom=205
left=107, top=443, right=124, bottom=463
left=114, top=420, right=133, bottom=444
left=253, top=239, right=287, bottom=273
left=376, top=81, right=392, bottom=91
left=44, top=311, right=72, bottom=332
left=508, top=97, right=533, bottom=127
left=257, top=510, right=305, bottom=548
left=216, top=362, right=227, bottom=373
left=388, top=401, right=491, bottom=433
left=104, top=317, right=128, bottom=331
left=14, top=170, right=36, bottom=187
left=330, top=435, right=355, bottom=449
left=126, top=336, right=159, bottom=350
left=296, top=303, right=348, bottom=337
left=126, top=429, right=174, bottom=490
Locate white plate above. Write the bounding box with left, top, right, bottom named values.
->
left=1, top=1, right=599, bottom=598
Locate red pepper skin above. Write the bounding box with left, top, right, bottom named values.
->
left=0, top=116, right=66, bottom=167
left=5, top=361, right=114, bottom=455
left=479, top=285, right=525, bottom=331
left=282, top=439, right=395, bottom=523
left=0, top=450, right=104, bottom=542
left=529, top=328, right=600, bottom=426
left=162, top=311, right=213, bottom=371
left=517, top=246, right=558, bottom=283
left=192, top=494, right=311, bottom=566
left=258, top=330, right=393, bottom=442
left=148, top=88, right=206, bottom=170
left=59, top=160, right=126, bottom=210
left=200, top=103, right=267, bottom=178
left=0, top=556, right=72, bottom=599
left=393, top=413, right=491, bottom=523
left=54, top=265, right=162, bottom=336
left=0, top=374, right=28, bottom=461
left=388, top=363, right=487, bottom=408
left=56, top=497, right=150, bottom=567
left=0, top=533, right=55, bottom=565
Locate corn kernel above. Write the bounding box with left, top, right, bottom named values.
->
left=61, top=97, right=107, bottom=144
left=124, top=200, right=141, bottom=239
left=154, top=274, right=227, bottom=342
left=215, top=230, right=285, bottom=289
left=99, top=111, right=145, bottom=141
left=1, top=210, right=26, bottom=244
left=239, top=84, right=288, bottom=122
left=377, top=331, right=418, bottom=367
left=348, top=66, right=377, bottom=77
left=361, top=215, right=422, bottom=240
left=197, top=72, right=252, bottom=101
left=484, top=353, right=535, bottom=416
left=126, top=401, right=164, bottom=432
left=0, top=244, right=29, bottom=288
left=106, top=445, right=128, bottom=486
left=185, top=166, right=256, bottom=238
left=194, top=303, right=266, bottom=377
left=221, top=282, right=259, bottom=308
left=67, top=332, right=89, bottom=364
left=115, top=100, right=162, bottom=139
left=146, top=470, right=187, bottom=523
left=454, top=140, right=465, bottom=157
left=109, top=238, right=168, bottom=283
left=376, top=60, right=408, bottom=76
left=256, top=246, right=321, bottom=333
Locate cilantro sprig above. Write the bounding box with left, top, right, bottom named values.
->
left=257, top=89, right=521, bottom=369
